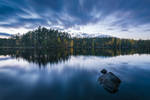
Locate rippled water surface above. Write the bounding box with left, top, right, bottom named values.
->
left=0, top=49, right=150, bottom=100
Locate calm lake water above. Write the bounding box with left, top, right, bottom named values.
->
left=0, top=48, right=150, bottom=100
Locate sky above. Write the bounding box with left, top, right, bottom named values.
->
left=0, top=0, right=150, bottom=39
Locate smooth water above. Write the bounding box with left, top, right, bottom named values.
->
left=0, top=49, right=150, bottom=100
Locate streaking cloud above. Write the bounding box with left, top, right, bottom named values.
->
left=0, top=0, right=150, bottom=39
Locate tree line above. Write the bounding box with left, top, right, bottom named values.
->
left=0, top=26, right=150, bottom=49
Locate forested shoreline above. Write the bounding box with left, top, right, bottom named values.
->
left=0, top=27, right=150, bottom=49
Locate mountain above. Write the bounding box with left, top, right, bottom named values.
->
left=0, top=33, right=12, bottom=38
left=70, top=33, right=113, bottom=38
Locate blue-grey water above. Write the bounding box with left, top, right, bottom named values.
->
left=0, top=49, right=150, bottom=100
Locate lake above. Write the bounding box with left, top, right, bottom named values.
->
left=0, top=48, right=150, bottom=100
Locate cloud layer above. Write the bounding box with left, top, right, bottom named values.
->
left=0, top=0, right=150, bottom=39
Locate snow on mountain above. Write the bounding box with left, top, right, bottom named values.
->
left=70, top=33, right=112, bottom=38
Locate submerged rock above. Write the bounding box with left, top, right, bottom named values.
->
left=98, top=69, right=121, bottom=93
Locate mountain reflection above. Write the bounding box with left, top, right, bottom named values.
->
left=0, top=48, right=150, bottom=66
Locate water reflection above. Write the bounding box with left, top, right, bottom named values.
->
left=0, top=49, right=150, bottom=100
left=0, top=48, right=150, bottom=66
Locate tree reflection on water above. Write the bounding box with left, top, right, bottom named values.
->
left=0, top=48, right=150, bottom=66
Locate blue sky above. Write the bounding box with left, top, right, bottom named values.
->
left=0, top=0, right=150, bottom=39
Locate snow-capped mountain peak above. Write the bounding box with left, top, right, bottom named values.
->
left=70, top=33, right=112, bottom=38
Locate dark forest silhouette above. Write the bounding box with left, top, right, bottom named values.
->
left=0, top=27, right=150, bottom=49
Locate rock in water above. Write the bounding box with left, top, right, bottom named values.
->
left=98, top=72, right=121, bottom=93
